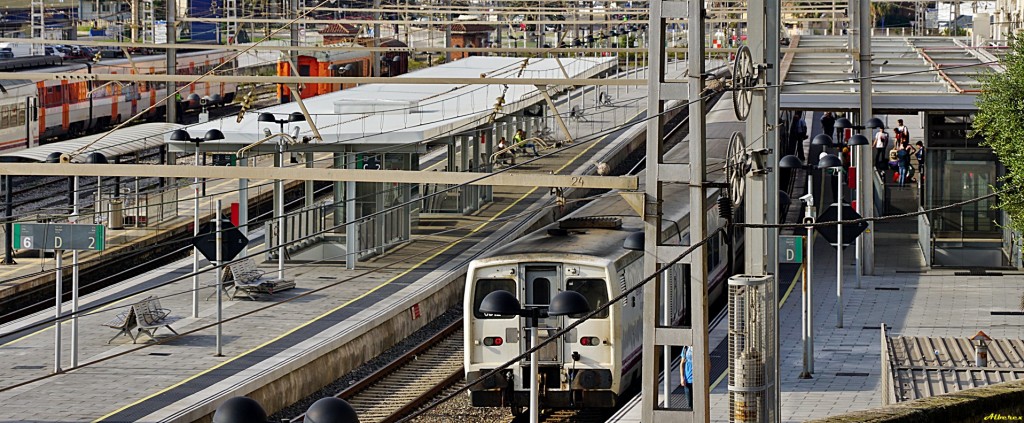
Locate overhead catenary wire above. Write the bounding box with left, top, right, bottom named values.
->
left=63, top=0, right=341, bottom=160
left=0, top=186, right=615, bottom=393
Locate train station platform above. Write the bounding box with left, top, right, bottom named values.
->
left=610, top=111, right=1024, bottom=422
left=0, top=64, right=676, bottom=422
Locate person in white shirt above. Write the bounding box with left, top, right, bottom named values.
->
left=894, top=119, right=910, bottom=144
left=873, top=130, right=890, bottom=166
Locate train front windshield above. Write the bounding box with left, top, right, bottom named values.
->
left=565, top=279, right=609, bottom=319
left=473, top=279, right=516, bottom=318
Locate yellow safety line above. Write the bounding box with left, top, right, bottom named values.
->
left=87, top=109, right=638, bottom=421
left=708, top=262, right=805, bottom=392
left=0, top=265, right=32, bottom=278
left=777, top=262, right=805, bottom=309
left=709, top=366, right=729, bottom=391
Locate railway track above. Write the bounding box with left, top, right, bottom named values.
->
left=291, top=319, right=465, bottom=423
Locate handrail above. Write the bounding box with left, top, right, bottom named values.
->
left=488, top=136, right=552, bottom=165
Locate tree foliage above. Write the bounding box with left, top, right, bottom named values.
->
left=973, top=36, right=1024, bottom=235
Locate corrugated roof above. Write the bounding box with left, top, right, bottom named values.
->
left=886, top=334, right=1024, bottom=403
left=0, top=122, right=182, bottom=162
left=780, top=36, right=996, bottom=111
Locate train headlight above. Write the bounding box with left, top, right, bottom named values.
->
left=579, top=336, right=600, bottom=346
left=483, top=336, right=504, bottom=346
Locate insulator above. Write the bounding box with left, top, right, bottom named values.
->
left=718, top=195, right=733, bottom=221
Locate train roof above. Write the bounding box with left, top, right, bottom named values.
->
left=0, top=55, right=65, bottom=72
left=0, top=122, right=182, bottom=162
left=473, top=91, right=743, bottom=265
left=483, top=224, right=637, bottom=263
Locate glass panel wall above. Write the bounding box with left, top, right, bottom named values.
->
left=924, top=112, right=1008, bottom=267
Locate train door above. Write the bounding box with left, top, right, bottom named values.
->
left=26, top=96, right=38, bottom=148
left=522, top=264, right=562, bottom=366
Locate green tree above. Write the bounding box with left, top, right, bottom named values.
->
left=869, top=2, right=893, bottom=27
left=972, top=35, right=1024, bottom=274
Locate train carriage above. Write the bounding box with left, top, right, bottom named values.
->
left=0, top=50, right=238, bottom=152
left=464, top=92, right=743, bottom=413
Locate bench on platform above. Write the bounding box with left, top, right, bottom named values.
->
left=101, top=307, right=138, bottom=344
left=101, top=296, right=180, bottom=343
left=225, top=258, right=295, bottom=300
left=134, top=296, right=181, bottom=343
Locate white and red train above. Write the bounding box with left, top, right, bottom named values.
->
left=0, top=50, right=238, bottom=151
left=0, top=45, right=410, bottom=152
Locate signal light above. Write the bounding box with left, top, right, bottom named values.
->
left=483, top=337, right=503, bottom=346
left=580, top=336, right=600, bottom=346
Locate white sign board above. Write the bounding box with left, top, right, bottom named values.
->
left=155, top=21, right=167, bottom=44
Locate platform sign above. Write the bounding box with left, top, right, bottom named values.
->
left=13, top=223, right=105, bottom=251
left=779, top=235, right=804, bottom=264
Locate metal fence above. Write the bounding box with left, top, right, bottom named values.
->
left=266, top=202, right=330, bottom=261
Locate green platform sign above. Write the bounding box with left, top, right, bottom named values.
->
left=779, top=235, right=804, bottom=264
left=13, top=223, right=106, bottom=251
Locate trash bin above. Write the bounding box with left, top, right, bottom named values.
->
left=109, top=199, right=124, bottom=230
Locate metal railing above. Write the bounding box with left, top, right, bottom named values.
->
left=918, top=210, right=932, bottom=266
left=355, top=205, right=408, bottom=260
left=266, top=202, right=329, bottom=260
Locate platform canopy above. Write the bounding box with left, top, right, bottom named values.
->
left=0, top=122, right=182, bottom=162
left=780, top=36, right=1003, bottom=112
left=171, top=56, right=617, bottom=154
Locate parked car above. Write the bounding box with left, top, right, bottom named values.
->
left=44, top=46, right=65, bottom=58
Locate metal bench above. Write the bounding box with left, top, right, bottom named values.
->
left=101, top=307, right=138, bottom=344
left=134, top=296, right=180, bottom=343
left=226, top=258, right=295, bottom=301
left=102, top=296, right=180, bottom=343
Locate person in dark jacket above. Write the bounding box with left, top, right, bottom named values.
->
left=820, top=112, right=836, bottom=140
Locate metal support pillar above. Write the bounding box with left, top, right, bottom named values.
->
left=238, top=157, right=249, bottom=258
left=445, top=9, right=453, bottom=63
left=739, top=0, right=781, bottom=417
left=70, top=176, right=80, bottom=368
left=373, top=0, right=381, bottom=77
left=3, top=175, right=14, bottom=264
left=305, top=152, right=314, bottom=208
left=766, top=0, right=782, bottom=417
left=165, top=0, right=177, bottom=125
left=345, top=152, right=357, bottom=269
left=274, top=145, right=285, bottom=280
left=31, top=0, right=44, bottom=56
left=289, top=0, right=300, bottom=95
left=192, top=144, right=201, bottom=318
left=333, top=153, right=344, bottom=226
left=641, top=0, right=701, bottom=421
left=857, top=0, right=875, bottom=276
left=54, top=251, right=63, bottom=373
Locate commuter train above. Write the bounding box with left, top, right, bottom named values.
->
left=463, top=93, right=744, bottom=412
left=0, top=43, right=410, bottom=152
left=276, top=39, right=409, bottom=102
left=0, top=50, right=238, bottom=151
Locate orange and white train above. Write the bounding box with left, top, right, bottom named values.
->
left=0, top=50, right=238, bottom=151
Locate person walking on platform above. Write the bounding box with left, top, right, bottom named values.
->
left=820, top=111, right=836, bottom=140
left=873, top=129, right=890, bottom=166
left=680, top=345, right=694, bottom=408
